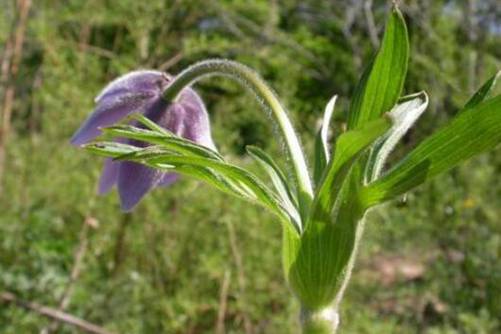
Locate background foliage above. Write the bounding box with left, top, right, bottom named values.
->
left=0, top=0, right=500, bottom=333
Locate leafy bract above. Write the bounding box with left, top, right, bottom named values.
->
left=366, top=92, right=429, bottom=181
left=362, top=95, right=501, bottom=206
left=463, top=71, right=501, bottom=110
left=347, top=6, right=409, bottom=130
left=309, top=117, right=392, bottom=225
left=83, top=141, right=142, bottom=158
left=246, top=145, right=301, bottom=229
left=102, top=125, right=224, bottom=161
left=84, top=124, right=297, bottom=229
left=146, top=155, right=285, bottom=216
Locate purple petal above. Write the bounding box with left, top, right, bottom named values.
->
left=95, top=70, right=169, bottom=103
left=71, top=93, right=156, bottom=145
left=117, top=161, right=165, bottom=211
left=158, top=173, right=179, bottom=187
left=145, top=102, right=185, bottom=136
left=72, top=70, right=170, bottom=146
left=178, top=88, right=216, bottom=150
left=147, top=88, right=216, bottom=150
left=98, top=159, right=119, bottom=194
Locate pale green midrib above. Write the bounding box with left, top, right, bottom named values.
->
left=162, top=59, right=313, bottom=224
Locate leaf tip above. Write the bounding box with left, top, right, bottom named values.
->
left=494, top=70, right=501, bottom=84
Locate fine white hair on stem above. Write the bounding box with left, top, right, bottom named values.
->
left=162, top=59, right=314, bottom=222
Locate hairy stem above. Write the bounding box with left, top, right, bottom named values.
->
left=301, top=306, right=339, bottom=334
left=162, top=59, right=313, bottom=222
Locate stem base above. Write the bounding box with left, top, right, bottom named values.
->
left=301, top=307, right=339, bottom=334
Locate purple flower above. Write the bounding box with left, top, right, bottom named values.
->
left=71, top=70, right=216, bottom=211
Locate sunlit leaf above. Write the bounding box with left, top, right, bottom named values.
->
left=363, top=95, right=501, bottom=206
left=83, top=141, right=141, bottom=158
left=309, top=117, right=392, bottom=224
left=247, top=145, right=300, bottom=229
left=463, top=71, right=501, bottom=110
left=366, top=91, right=429, bottom=181
left=347, top=6, right=409, bottom=130
left=102, top=125, right=224, bottom=161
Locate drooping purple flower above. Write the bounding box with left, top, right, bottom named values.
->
left=71, top=70, right=216, bottom=211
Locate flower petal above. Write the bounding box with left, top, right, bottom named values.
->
left=71, top=70, right=170, bottom=146
left=95, top=70, right=169, bottom=103
left=158, top=173, right=179, bottom=187
left=98, top=158, right=119, bottom=194
left=178, top=89, right=216, bottom=150
left=117, top=161, right=165, bottom=211
left=71, top=93, right=156, bottom=145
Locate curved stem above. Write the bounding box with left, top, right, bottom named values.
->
left=162, top=59, right=313, bottom=221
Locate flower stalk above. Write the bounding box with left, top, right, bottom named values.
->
left=162, top=59, right=314, bottom=222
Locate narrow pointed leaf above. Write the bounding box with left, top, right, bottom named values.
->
left=247, top=145, right=300, bottom=227
left=113, top=147, right=259, bottom=203
left=85, top=141, right=293, bottom=227
left=83, top=141, right=142, bottom=158
left=102, top=125, right=224, bottom=161
left=363, top=95, right=501, bottom=206
left=122, top=152, right=292, bottom=225
left=309, top=117, right=392, bottom=224
left=464, top=71, right=501, bottom=110
left=128, top=113, right=171, bottom=134
left=367, top=92, right=429, bottom=181
left=166, top=165, right=255, bottom=201
left=313, top=95, right=337, bottom=186
left=347, top=6, right=409, bottom=130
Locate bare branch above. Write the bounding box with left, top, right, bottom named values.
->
left=1, top=291, right=116, bottom=334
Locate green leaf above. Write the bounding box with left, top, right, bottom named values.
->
left=102, top=125, right=224, bottom=161
left=366, top=91, right=429, bottom=181
left=83, top=141, right=142, bottom=158
left=313, top=95, right=337, bottom=187
left=246, top=145, right=300, bottom=229
left=122, top=152, right=291, bottom=225
left=309, top=117, right=392, bottom=225
left=347, top=5, right=409, bottom=130
left=85, top=140, right=293, bottom=226
left=362, top=95, right=501, bottom=206
left=170, top=165, right=255, bottom=201
left=463, top=71, right=501, bottom=110
left=284, top=178, right=366, bottom=310
left=128, top=113, right=171, bottom=135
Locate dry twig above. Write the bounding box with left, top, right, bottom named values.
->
left=1, top=291, right=115, bottom=334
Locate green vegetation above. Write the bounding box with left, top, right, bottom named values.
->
left=1, top=1, right=500, bottom=333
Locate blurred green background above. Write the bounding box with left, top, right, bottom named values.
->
left=1, top=0, right=500, bottom=333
